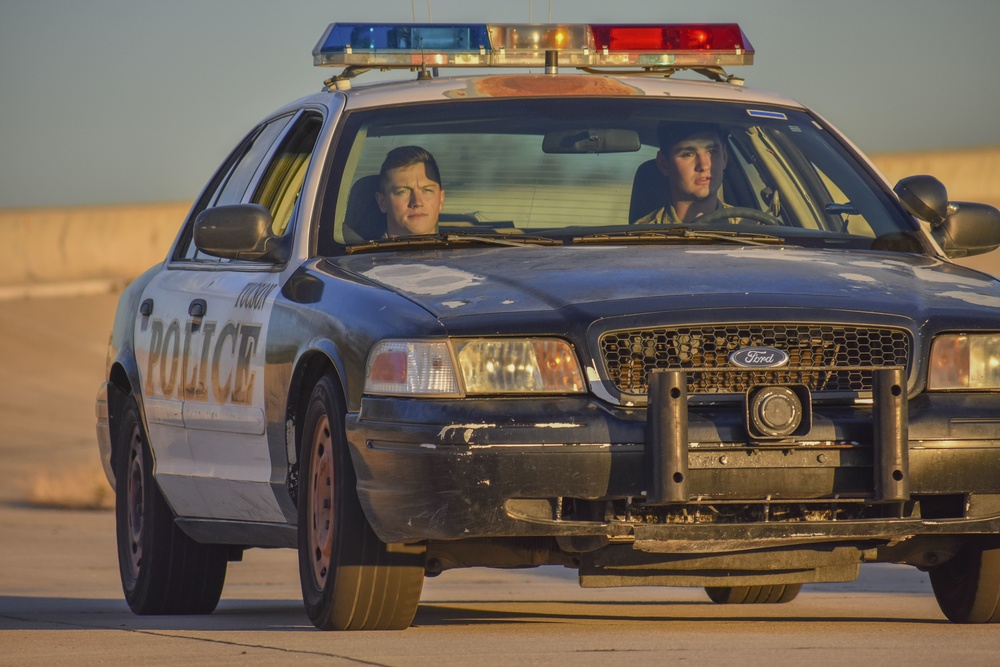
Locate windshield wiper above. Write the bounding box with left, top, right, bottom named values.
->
left=444, top=231, right=561, bottom=247
left=346, top=231, right=561, bottom=253
left=572, top=227, right=785, bottom=246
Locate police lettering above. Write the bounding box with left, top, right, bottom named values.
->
left=146, top=318, right=261, bottom=404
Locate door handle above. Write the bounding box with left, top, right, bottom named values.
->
left=189, top=299, right=207, bottom=318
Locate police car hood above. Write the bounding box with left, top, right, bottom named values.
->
left=335, top=245, right=1000, bottom=320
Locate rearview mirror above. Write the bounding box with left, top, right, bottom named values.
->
left=542, top=128, right=641, bottom=154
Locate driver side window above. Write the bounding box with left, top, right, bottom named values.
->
left=174, top=114, right=294, bottom=262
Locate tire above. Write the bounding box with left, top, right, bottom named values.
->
left=705, top=584, right=802, bottom=604
left=930, top=545, right=1000, bottom=623
left=115, top=396, right=228, bottom=614
left=297, top=375, right=425, bottom=630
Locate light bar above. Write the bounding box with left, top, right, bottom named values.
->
left=313, top=22, right=754, bottom=69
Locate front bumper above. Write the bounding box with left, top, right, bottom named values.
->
left=345, top=386, right=1000, bottom=546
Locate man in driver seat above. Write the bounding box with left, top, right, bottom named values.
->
left=635, top=121, right=732, bottom=225
left=375, top=145, right=446, bottom=237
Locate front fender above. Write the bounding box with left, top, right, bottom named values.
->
left=97, top=264, right=160, bottom=488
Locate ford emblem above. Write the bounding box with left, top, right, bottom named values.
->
left=729, top=347, right=790, bottom=369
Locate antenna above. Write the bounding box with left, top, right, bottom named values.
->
left=529, top=1, right=552, bottom=22
left=416, top=0, right=433, bottom=22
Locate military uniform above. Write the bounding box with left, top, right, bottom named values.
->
left=634, top=200, right=732, bottom=225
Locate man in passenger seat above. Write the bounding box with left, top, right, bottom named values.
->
left=634, top=122, right=731, bottom=225
left=375, top=145, right=446, bottom=237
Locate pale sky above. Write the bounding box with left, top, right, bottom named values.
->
left=1, top=0, right=998, bottom=208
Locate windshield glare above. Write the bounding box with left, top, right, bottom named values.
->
left=326, top=98, right=921, bottom=252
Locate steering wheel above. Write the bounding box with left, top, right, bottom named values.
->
left=691, top=207, right=783, bottom=226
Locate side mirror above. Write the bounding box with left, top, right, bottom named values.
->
left=894, top=175, right=1000, bottom=258
left=933, top=202, right=1000, bottom=259
left=894, top=175, right=948, bottom=225
left=193, top=204, right=288, bottom=263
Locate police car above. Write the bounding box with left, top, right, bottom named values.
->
left=96, top=22, right=1000, bottom=629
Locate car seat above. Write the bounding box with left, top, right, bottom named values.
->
left=342, top=175, right=386, bottom=242
left=628, top=159, right=670, bottom=223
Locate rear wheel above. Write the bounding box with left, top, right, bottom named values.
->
left=930, top=545, right=1000, bottom=623
left=115, top=396, right=227, bottom=614
left=705, top=584, right=802, bottom=604
left=297, top=375, right=425, bottom=630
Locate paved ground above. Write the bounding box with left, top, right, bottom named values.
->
left=3, top=500, right=999, bottom=667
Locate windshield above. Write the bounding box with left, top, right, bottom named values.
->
left=321, top=98, right=923, bottom=253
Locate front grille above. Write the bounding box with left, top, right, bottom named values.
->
left=599, top=323, right=910, bottom=396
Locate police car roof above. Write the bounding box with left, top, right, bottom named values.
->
left=327, top=72, right=802, bottom=111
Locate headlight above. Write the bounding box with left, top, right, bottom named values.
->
left=364, top=338, right=585, bottom=396
left=928, top=333, right=1000, bottom=390
left=455, top=339, right=585, bottom=394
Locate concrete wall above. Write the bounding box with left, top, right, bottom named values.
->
left=0, top=202, right=190, bottom=297
left=2, top=148, right=999, bottom=295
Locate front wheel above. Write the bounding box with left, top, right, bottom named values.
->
left=930, top=545, right=1000, bottom=623
left=115, top=396, right=228, bottom=614
left=297, top=375, right=425, bottom=630
left=705, top=584, right=802, bottom=604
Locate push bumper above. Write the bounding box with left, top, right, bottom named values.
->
left=346, top=386, right=1000, bottom=546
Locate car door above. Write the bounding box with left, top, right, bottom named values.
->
left=134, top=109, right=322, bottom=522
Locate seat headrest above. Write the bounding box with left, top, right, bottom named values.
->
left=342, top=174, right=386, bottom=242
left=629, top=159, right=670, bottom=223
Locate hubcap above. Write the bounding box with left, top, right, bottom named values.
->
left=125, top=425, right=144, bottom=579
left=308, top=414, right=335, bottom=588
